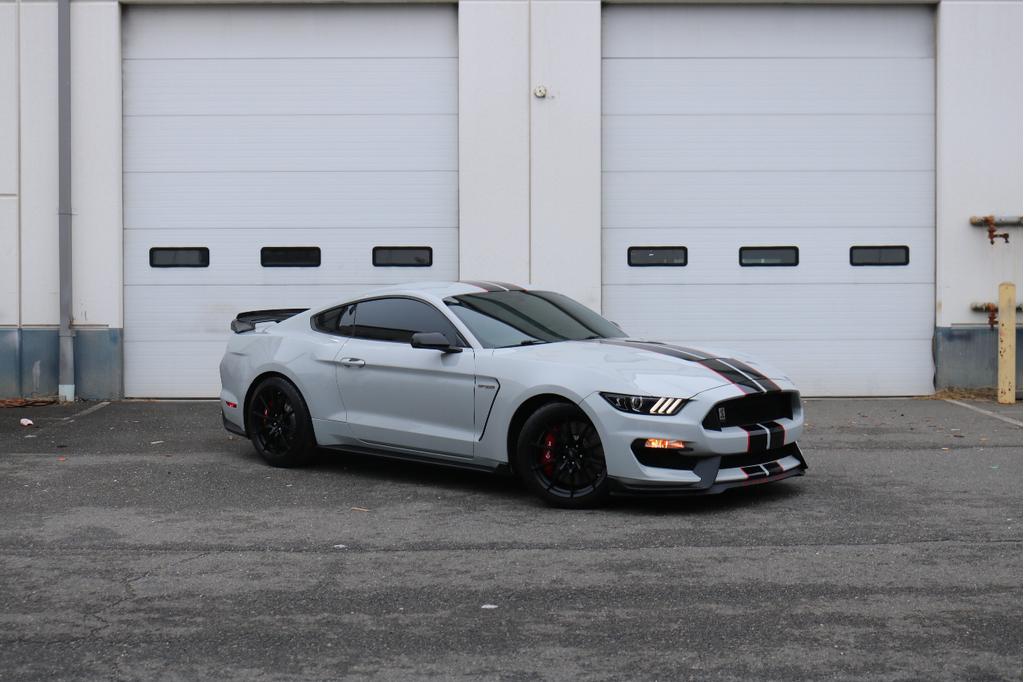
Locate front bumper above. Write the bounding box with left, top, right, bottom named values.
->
left=579, top=382, right=807, bottom=494
left=222, top=411, right=247, bottom=437
left=610, top=444, right=807, bottom=496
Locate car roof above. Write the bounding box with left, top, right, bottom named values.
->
left=354, top=281, right=529, bottom=300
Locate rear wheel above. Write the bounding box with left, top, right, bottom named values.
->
left=515, top=403, right=609, bottom=508
left=247, top=377, right=316, bottom=467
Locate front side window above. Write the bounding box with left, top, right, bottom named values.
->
left=445, top=290, right=625, bottom=349
left=350, top=298, right=462, bottom=345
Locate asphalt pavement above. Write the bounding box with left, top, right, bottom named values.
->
left=0, top=397, right=1021, bottom=680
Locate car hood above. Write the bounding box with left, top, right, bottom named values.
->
left=495, top=338, right=790, bottom=398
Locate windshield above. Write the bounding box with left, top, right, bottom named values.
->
left=445, top=290, right=626, bottom=349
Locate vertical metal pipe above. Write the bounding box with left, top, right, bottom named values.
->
left=57, top=0, right=74, bottom=402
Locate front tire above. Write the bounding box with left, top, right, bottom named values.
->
left=514, top=403, right=610, bottom=508
left=247, top=377, right=316, bottom=467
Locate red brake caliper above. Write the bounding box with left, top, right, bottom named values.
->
left=541, top=429, right=558, bottom=477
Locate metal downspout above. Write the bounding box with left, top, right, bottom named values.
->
left=57, top=0, right=74, bottom=402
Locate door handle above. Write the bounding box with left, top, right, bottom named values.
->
left=338, top=358, right=365, bottom=368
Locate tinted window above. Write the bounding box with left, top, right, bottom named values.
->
left=850, top=246, right=910, bottom=266
left=739, top=246, right=799, bottom=267
left=628, top=246, right=688, bottom=267
left=261, top=246, right=321, bottom=267
left=352, top=298, right=461, bottom=345
left=372, top=247, right=432, bottom=267
left=312, top=304, right=355, bottom=335
left=150, top=247, right=209, bottom=268
left=446, top=290, right=625, bottom=349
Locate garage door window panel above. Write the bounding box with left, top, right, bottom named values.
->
left=628, top=246, right=688, bottom=267
left=261, top=246, right=321, bottom=268
left=149, top=247, right=209, bottom=268
left=352, top=298, right=463, bottom=346
left=739, top=247, right=799, bottom=267
left=850, top=246, right=910, bottom=266
left=372, top=247, right=433, bottom=267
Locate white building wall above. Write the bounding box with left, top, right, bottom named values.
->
left=0, top=2, right=18, bottom=327
left=529, top=0, right=602, bottom=311
left=936, top=0, right=1023, bottom=328
left=457, top=0, right=530, bottom=285
left=8, top=0, right=121, bottom=330
left=0, top=0, right=1021, bottom=397
left=71, top=0, right=122, bottom=328
left=18, top=0, right=59, bottom=327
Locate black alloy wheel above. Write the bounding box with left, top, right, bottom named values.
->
left=247, top=377, right=316, bottom=467
left=515, top=403, right=609, bottom=508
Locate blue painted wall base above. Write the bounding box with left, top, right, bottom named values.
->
left=0, top=328, right=123, bottom=399
left=934, top=326, right=1023, bottom=390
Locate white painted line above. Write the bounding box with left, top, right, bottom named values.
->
left=70, top=401, right=110, bottom=420
left=944, top=399, right=1023, bottom=427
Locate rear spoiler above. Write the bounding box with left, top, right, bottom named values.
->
left=230, top=308, right=308, bottom=334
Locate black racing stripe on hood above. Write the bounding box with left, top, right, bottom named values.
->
left=593, top=339, right=761, bottom=393
left=646, top=342, right=713, bottom=361
left=697, top=358, right=761, bottom=394
left=596, top=339, right=706, bottom=362
left=723, top=358, right=782, bottom=392
left=459, top=280, right=504, bottom=292
left=653, top=344, right=781, bottom=392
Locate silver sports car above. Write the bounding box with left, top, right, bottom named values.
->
left=220, top=281, right=807, bottom=507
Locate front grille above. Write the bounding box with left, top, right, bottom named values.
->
left=702, top=392, right=795, bottom=431
left=719, top=442, right=801, bottom=469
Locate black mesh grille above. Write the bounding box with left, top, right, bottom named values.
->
left=702, top=392, right=795, bottom=431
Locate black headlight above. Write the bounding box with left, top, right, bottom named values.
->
left=600, top=392, right=687, bottom=416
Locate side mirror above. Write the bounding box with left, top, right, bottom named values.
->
left=410, top=331, right=462, bottom=353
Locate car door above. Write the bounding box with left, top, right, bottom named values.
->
left=336, top=297, right=477, bottom=458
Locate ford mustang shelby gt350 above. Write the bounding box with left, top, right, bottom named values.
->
left=220, top=281, right=806, bottom=507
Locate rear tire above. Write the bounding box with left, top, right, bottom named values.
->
left=247, top=377, right=316, bottom=467
left=514, top=403, right=610, bottom=508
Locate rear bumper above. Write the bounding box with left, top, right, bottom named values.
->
left=609, top=444, right=808, bottom=496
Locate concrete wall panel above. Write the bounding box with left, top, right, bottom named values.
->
left=18, top=1, right=58, bottom=327
left=457, top=0, right=530, bottom=284
left=72, top=0, right=122, bottom=327
left=0, top=4, right=17, bottom=195
left=936, top=0, right=1023, bottom=329
left=529, top=0, right=602, bottom=311
left=0, top=196, right=17, bottom=325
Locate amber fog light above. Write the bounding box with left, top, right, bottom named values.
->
left=643, top=438, right=686, bottom=450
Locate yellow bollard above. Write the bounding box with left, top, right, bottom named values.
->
left=997, top=282, right=1017, bottom=404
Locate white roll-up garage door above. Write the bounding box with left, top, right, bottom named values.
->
left=602, top=5, right=935, bottom=396
left=123, top=5, right=458, bottom=397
